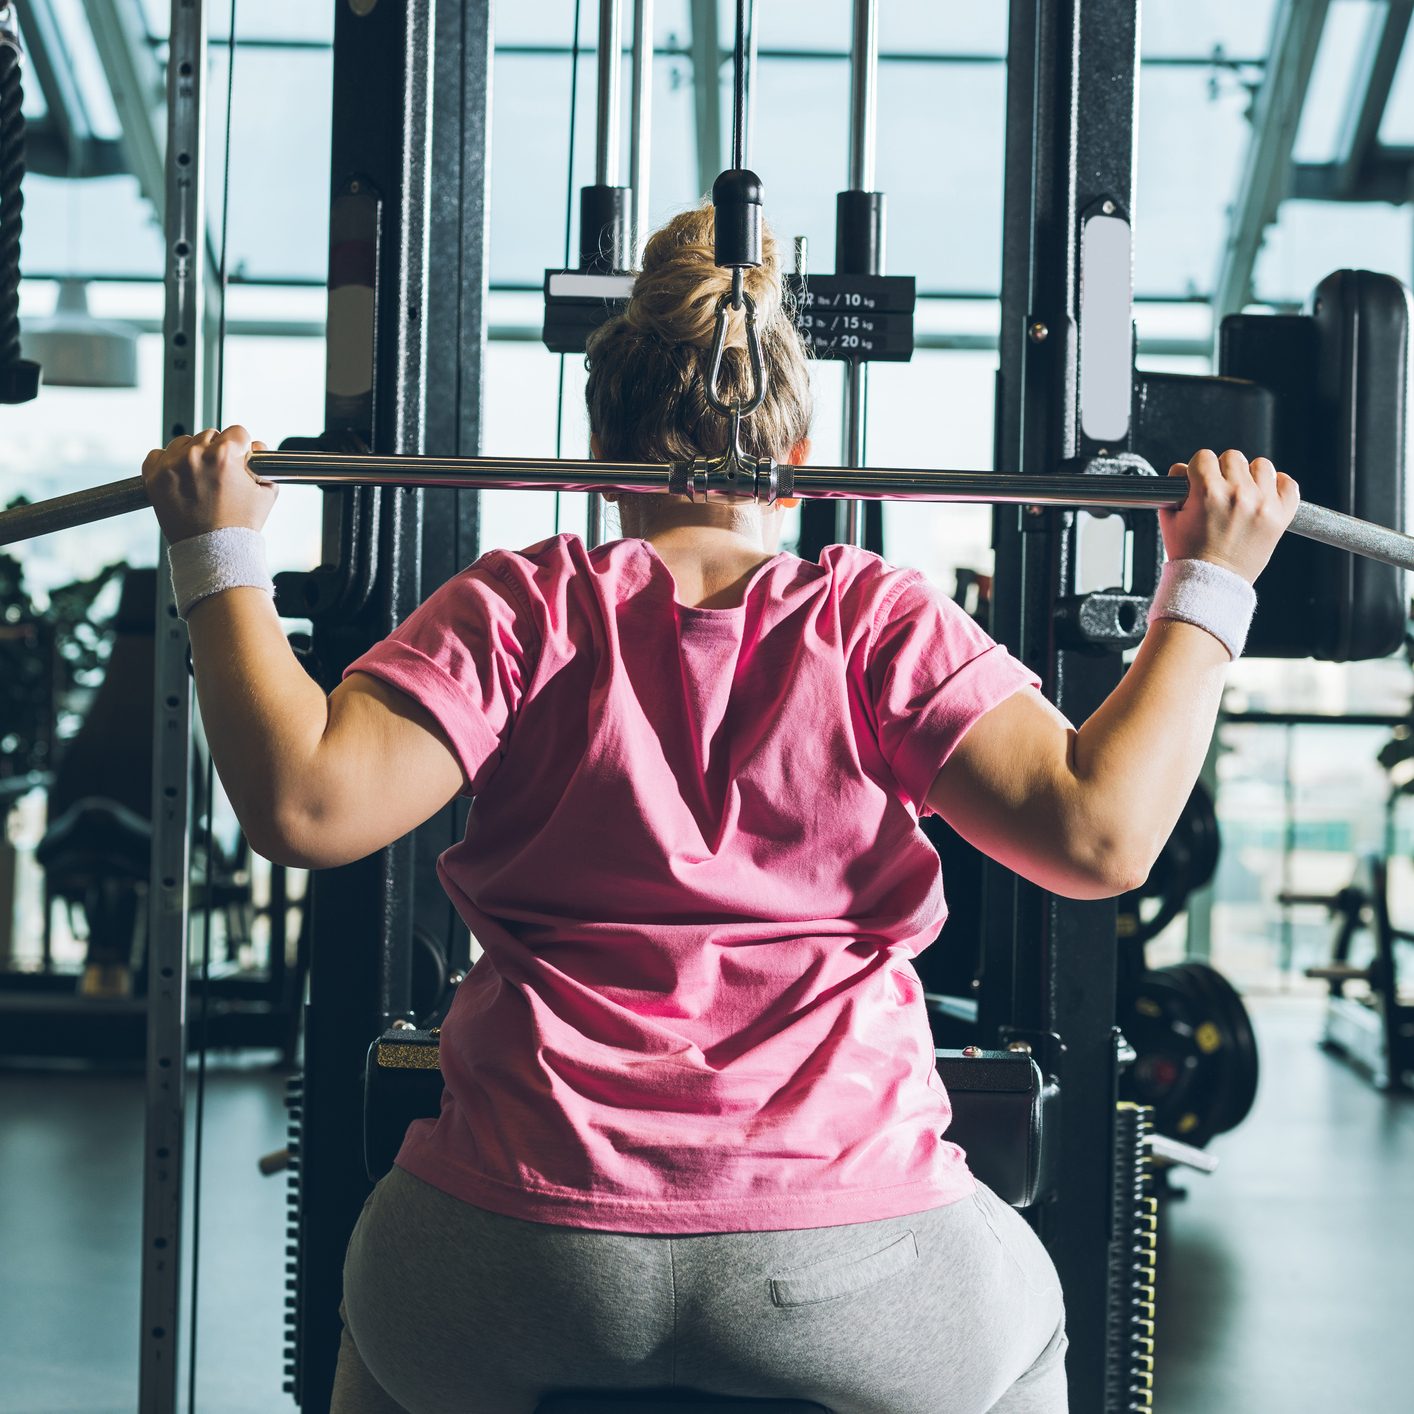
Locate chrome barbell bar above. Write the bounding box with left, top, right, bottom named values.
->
left=3, top=449, right=1414, bottom=572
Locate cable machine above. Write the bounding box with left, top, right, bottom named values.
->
left=14, top=1, right=1404, bottom=1410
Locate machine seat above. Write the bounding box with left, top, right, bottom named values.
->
left=36, top=796, right=153, bottom=884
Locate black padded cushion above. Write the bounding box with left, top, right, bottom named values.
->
left=36, top=796, right=153, bottom=882
left=535, top=1395, right=830, bottom=1413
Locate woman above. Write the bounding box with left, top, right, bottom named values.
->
left=141, top=207, right=1298, bottom=1414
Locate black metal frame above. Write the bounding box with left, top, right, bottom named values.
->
left=989, top=2, right=1141, bottom=1407
left=284, top=2, right=491, bottom=1407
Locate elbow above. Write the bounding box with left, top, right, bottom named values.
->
left=244, top=802, right=342, bottom=871
left=1095, top=851, right=1152, bottom=899
left=1051, top=842, right=1153, bottom=900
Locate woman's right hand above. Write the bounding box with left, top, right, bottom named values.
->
left=1159, top=448, right=1301, bottom=585
left=141, top=424, right=278, bottom=545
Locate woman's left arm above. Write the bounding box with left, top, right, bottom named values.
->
left=144, top=426, right=466, bottom=870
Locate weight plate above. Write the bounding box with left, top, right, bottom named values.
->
left=1118, top=783, right=1220, bottom=948
left=1120, top=968, right=1206, bottom=1140
left=1171, top=961, right=1259, bottom=1137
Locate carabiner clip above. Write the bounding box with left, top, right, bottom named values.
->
left=705, top=290, right=768, bottom=419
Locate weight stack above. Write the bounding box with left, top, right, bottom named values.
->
left=1106, top=1102, right=1157, bottom=1412
left=283, top=1073, right=305, bottom=1404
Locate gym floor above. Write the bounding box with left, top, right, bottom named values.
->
left=2, top=996, right=1411, bottom=1414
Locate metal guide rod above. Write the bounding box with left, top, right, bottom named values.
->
left=8, top=454, right=1414, bottom=571
left=848, top=0, right=879, bottom=192
left=588, top=0, right=626, bottom=548
left=629, top=0, right=654, bottom=260
left=840, top=0, right=880, bottom=549
left=595, top=0, right=622, bottom=186
left=139, top=0, right=204, bottom=1408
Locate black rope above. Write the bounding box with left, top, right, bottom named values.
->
left=0, top=38, right=26, bottom=367
left=553, top=0, right=585, bottom=536
left=187, top=2, right=240, bottom=1404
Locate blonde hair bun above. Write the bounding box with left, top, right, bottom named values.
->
left=584, top=205, right=812, bottom=473
left=625, top=204, right=783, bottom=350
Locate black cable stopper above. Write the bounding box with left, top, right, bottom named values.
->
left=712, top=168, right=764, bottom=273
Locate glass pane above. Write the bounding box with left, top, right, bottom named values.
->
left=491, top=50, right=697, bottom=286
left=877, top=2, right=1008, bottom=56
left=206, top=48, right=333, bottom=283
left=48, top=0, right=122, bottom=138
left=1293, top=1, right=1383, bottom=165
left=747, top=56, right=850, bottom=270
left=752, top=0, right=850, bottom=53
left=874, top=349, right=997, bottom=587
left=1135, top=67, right=1254, bottom=299
left=141, top=0, right=335, bottom=44
left=480, top=339, right=592, bottom=550
left=1142, top=0, right=1277, bottom=59
left=1254, top=199, right=1412, bottom=306
left=4, top=315, right=163, bottom=592
left=1379, top=15, right=1414, bottom=143
left=20, top=174, right=164, bottom=279
left=742, top=1, right=1007, bottom=57
left=495, top=1, right=689, bottom=50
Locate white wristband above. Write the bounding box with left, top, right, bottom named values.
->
left=1147, top=557, right=1257, bottom=661
left=167, top=527, right=275, bottom=620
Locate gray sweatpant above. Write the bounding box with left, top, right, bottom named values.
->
left=335, top=1164, right=1068, bottom=1414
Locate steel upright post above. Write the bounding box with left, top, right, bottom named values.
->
left=989, top=1, right=1142, bottom=1407
left=291, top=0, right=438, bottom=1406
left=138, top=3, right=206, bottom=1409
left=629, top=0, right=655, bottom=262
left=838, top=0, right=880, bottom=548
left=587, top=0, right=625, bottom=548
left=415, top=0, right=494, bottom=986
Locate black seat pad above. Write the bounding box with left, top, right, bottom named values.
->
left=37, top=796, right=153, bottom=883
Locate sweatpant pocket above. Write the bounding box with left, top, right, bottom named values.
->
left=769, top=1229, right=919, bottom=1308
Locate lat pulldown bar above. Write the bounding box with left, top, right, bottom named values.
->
left=4, top=450, right=1414, bottom=571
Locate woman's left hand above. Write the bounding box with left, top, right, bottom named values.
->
left=140, top=424, right=279, bottom=544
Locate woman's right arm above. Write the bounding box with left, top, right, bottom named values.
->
left=925, top=448, right=1299, bottom=900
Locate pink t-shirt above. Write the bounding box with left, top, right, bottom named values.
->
left=345, top=533, right=1040, bottom=1234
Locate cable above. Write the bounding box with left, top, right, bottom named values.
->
left=552, top=0, right=585, bottom=539
left=730, top=0, right=749, bottom=171
left=187, top=3, right=239, bottom=1404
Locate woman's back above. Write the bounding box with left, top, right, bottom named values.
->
left=345, top=531, right=1040, bottom=1234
